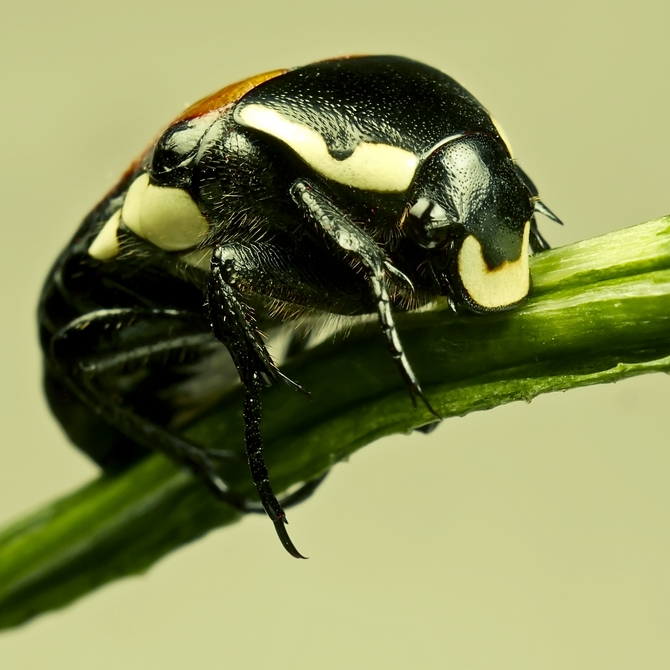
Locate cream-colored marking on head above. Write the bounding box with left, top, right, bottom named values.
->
left=238, top=104, right=418, bottom=192
left=122, top=172, right=210, bottom=251
left=180, top=247, right=213, bottom=271
left=88, top=210, right=121, bottom=260
left=490, top=116, right=514, bottom=158
left=458, top=222, right=530, bottom=309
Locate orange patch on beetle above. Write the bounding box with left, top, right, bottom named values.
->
left=94, top=69, right=288, bottom=210
left=176, top=69, right=288, bottom=122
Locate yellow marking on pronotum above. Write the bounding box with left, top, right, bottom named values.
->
left=458, top=223, right=530, bottom=309
left=238, top=104, right=419, bottom=192
left=122, top=173, right=210, bottom=251
left=88, top=210, right=121, bottom=260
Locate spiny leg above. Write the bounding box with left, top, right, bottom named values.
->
left=291, top=179, right=440, bottom=420
left=207, top=260, right=303, bottom=391
left=49, top=307, right=243, bottom=502
left=208, top=256, right=306, bottom=558
left=244, top=372, right=305, bottom=558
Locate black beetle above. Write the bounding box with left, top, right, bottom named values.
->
left=39, top=55, right=561, bottom=557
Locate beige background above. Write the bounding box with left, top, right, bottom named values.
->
left=1, top=1, right=670, bottom=668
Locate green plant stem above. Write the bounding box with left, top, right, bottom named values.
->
left=1, top=216, right=670, bottom=630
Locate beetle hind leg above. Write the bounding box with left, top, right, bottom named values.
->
left=48, top=307, right=245, bottom=506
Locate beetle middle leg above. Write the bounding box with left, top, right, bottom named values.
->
left=208, top=255, right=312, bottom=557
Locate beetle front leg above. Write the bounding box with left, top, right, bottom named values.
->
left=208, top=256, right=306, bottom=558
left=291, top=180, right=440, bottom=420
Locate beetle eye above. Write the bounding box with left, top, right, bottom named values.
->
left=407, top=198, right=454, bottom=248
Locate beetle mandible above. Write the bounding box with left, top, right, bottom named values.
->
left=39, top=55, right=561, bottom=557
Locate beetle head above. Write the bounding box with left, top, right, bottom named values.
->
left=405, top=134, right=534, bottom=312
